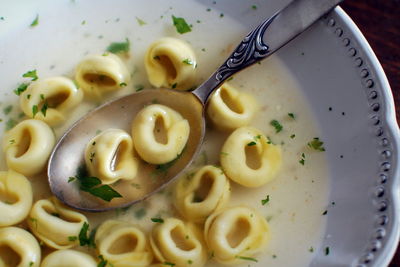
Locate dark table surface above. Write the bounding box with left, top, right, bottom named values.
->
left=340, top=0, right=400, bottom=266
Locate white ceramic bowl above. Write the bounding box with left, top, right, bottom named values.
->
left=0, top=0, right=398, bottom=266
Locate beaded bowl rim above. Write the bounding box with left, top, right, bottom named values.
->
left=328, top=7, right=400, bottom=266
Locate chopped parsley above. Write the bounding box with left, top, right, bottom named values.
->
left=171, top=83, right=178, bottom=89
left=97, top=255, right=108, bottom=267
left=308, top=137, right=325, bottom=151
left=220, top=151, right=229, bottom=156
left=3, top=105, right=12, bottom=115
left=135, top=84, right=144, bottom=92
left=23, top=69, right=38, bottom=81
left=14, top=83, right=29, bottom=95
left=152, top=151, right=183, bottom=176
left=252, top=5, right=258, bottom=10
left=119, top=82, right=127, bottom=87
left=9, top=139, right=15, bottom=144
left=288, top=113, right=295, bottom=119
left=182, top=58, right=194, bottom=65
left=151, top=217, right=164, bottom=223
left=163, top=262, right=175, bottom=267
left=325, top=246, right=330, bottom=255
left=32, top=105, right=39, bottom=117
left=270, top=119, right=283, bottom=133
left=106, top=38, right=130, bottom=54
left=29, top=262, right=34, bottom=267
left=290, top=134, right=296, bottom=139
left=322, top=210, right=328, bottom=215
left=5, top=118, right=17, bottom=130
left=78, top=222, right=96, bottom=248
left=41, top=102, right=48, bottom=117
left=235, top=256, right=258, bottom=262
left=299, top=153, right=306, bottom=165
left=136, top=17, right=146, bottom=26
left=247, top=141, right=256, bottom=146
left=309, top=246, right=314, bottom=252
left=73, top=165, right=122, bottom=202
left=68, top=236, right=78, bottom=241
left=68, top=177, right=76, bottom=183
left=171, top=15, right=191, bottom=34
left=261, top=195, right=270, bottom=205
left=30, top=14, right=39, bottom=27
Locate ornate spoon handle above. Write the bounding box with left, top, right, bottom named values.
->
left=193, top=0, right=343, bottom=103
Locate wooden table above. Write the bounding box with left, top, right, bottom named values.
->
left=340, top=1, right=400, bottom=266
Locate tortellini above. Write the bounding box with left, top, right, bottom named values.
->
left=0, top=227, right=41, bottom=267
left=95, top=220, right=153, bottom=267
left=150, top=218, right=207, bottom=267
left=207, top=83, right=258, bottom=131
left=220, top=126, right=282, bottom=187
left=204, top=206, right=270, bottom=264
left=2, top=119, right=55, bottom=176
left=41, top=250, right=97, bottom=267
left=174, top=165, right=230, bottom=223
left=19, top=76, right=83, bottom=126
left=27, top=197, right=88, bottom=249
left=0, top=170, right=32, bottom=227
left=145, top=37, right=196, bottom=90
left=85, top=129, right=139, bottom=184
left=132, top=104, right=190, bottom=164
left=75, top=53, right=130, bottom=99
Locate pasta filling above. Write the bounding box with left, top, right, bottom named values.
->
left=171, top=226, right=195, bottom=251
left=15, top=130, right=31, bottom=158
left=192, top=172, right=214, bottom=203
left=245, top=145, right=262, bottom=170
left=108, top=234, right=138, bottom=254
left=153, top=115, right=168, bottom=144
left=220, top=87, right=244, bottom=114
left=0, top=245, right=21, bottom=266
left=226, top=217, right=250, bottom=248
left=83, top=73, right=116, bottom=87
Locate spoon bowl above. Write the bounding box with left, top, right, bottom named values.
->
left=48, top=0, right=342, bottom=211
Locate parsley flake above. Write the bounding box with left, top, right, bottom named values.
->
left=288, top=113, right=295, bottom=119
left=68, top=177, right=76, bottom=183
left=151, top=217, right=164, bottom=223
left=261, top=195, right=270, bottom=205
left=136, top=17, right=146, bottom=26
left=78, top=222, right=96, bottom=248
left=30, top=14, right=39, bottom=27
left=252, top=5, right=258, bottom=10
left=309, top=246, right=314, bottom=252
left=5, top=118, right=17, bottom=130
left=182, top=58, right=194, bottom=65
left=247, top=141, right=257, bottom=146
left=119, top=82, right=127, bottom=87
left=68, top=236, right=77, bottom=241
left=163, top=262, right=176, bottom=267
left=106, top=38, right=130, bottom=54
left=270, top=119, right=283, bottom=133
left=308, top=137, right=325, bottom=151
left=290, top=134, right=296, bottom=139
left=97, top=255, right=108, bottom=267
left=135, top=84, right=144, bottom=92
left=299, top=153, right=306, bottom=165
left=325, top=246, right=330, bottom=255
left=322, top=210, right=328, bottom=215
left=32, top=105, right=39, bottom=117
left=3, top=105, right=12, bottom=115
left=23, top=69, right=38, bottom=81
left=172, top=15, right=191, bottom=34
left=41, top=102, right=48, bottom=117
left=14, top=83, right=29, bottom=95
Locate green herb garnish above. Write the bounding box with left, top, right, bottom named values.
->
left=182, top=58, right=194, bottom=65
left=307, top=137, right=325, bottom=151
left=270, top=119, right=283, bottom=133
left=41, top=102, right=48, bottom=117
left=172, top=15, right=191, bottom=34
left=32, top=105, right=39, bottom=117
left=5, top=118, right=17, bottom=130
left=163, top=262, right=175, bottom=267
left=68, top=177, right=76, bottom=183
left=136, top=17, right=146, bottom=26
left=30, top=14, right=39, bottom=27
left=14, top=83, right=29, bottom=95
left=97, top=255, right=108, bottom=267
left=309, top=246, right=314, bottom=252
left=325, top=246, right=330, bottom=255
left=247, top=141, right=256, bottom=146
left=135, top=84, right=144, bottom=92
left=119, top=82, right=127, bottom=87
left=106, top=38, right=130, bottom=54
left=261, top=195, right=270, bottom=205
left=78, top=222, right=96, bottom=248
left=299, top=153, right=306, bottom=165
left=3, top=105, right=12, bottom=115
left=23, top=69, right=38, bottom=81
left=68, top=236, right=78, bottom=241
left=322, top=210, right=328, bottom=215
left=290, top=134, right=296, bottom=139
left=288, top=113, right=295, bottom=119
left=151, top=217, right=164, bottom=223
left=252, top=5, right=258, bottom=10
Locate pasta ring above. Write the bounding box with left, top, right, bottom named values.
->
left=40, top=250, right=97, bottom=267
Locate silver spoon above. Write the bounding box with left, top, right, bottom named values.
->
left=48, top=0, right=342, bottom=211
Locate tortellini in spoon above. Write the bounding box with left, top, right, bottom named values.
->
left=2, top=119, right=55, bottom=176
left=19, top=76, right=83, bottom=126
left=28, top=197, right=88, bottom=249
left=0, top=170, right=32, bottom=227
left=174, top=165, right=230, bottom=223
left=204, top=206, right=270, bottom=264
left=150, top=218, right=207, bottom=267
left=95, top=220, right=153, bottom=267
left=207, top=83, right=258, bottom=131
left=85, top=129, right=139, bottom=184
left=220, top=126, right=282, bottom=187
left=75, top=53, right=130, bottom=99
left=0, top=227, right=41, bottom=267
left=144, top=37, right=196, bottom=90
left=132, top=104, right=190, bottom=164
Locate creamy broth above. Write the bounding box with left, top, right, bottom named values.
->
left=0, top=1, right=328, bottom=266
